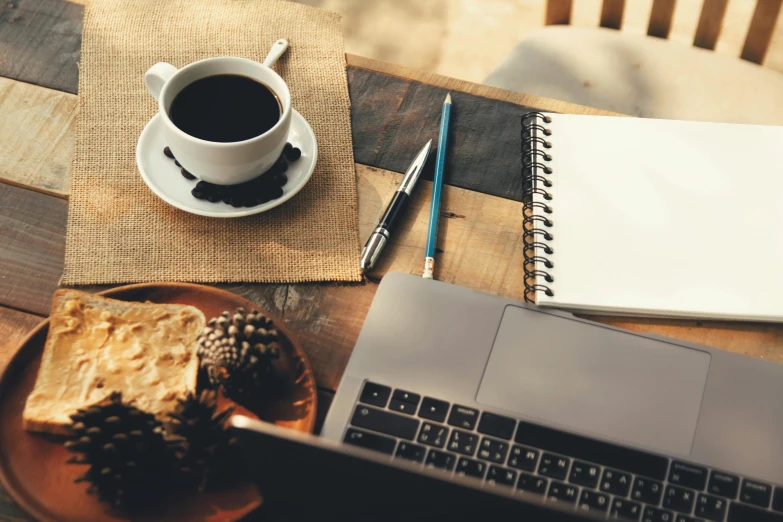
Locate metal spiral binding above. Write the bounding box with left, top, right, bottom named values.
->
left=521, top=112, right=555, bottom=302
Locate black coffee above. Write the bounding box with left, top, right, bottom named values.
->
left=169, top=74, right=280, bottom=143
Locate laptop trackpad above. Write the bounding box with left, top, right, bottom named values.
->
left=476, top=306, right=711, bottom=457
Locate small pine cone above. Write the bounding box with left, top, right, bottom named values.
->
left=64, top=392, right=176, bottom=510
left=197, top=308, right=282, bottom=401
left=166, top=390, right=238, bottom=491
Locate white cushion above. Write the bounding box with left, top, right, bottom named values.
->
left=484, top=26, right=783, bottom=125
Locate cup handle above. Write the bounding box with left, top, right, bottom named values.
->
left=263, top=39, right=289, bottom=68
left=144, top=62, right=178, bottom=102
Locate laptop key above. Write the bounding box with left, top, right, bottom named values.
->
left=578, top=490, right=610, bottom=514
left=391, top=389, right=420, bottom=405
left=548, top=481, right=579, bottom=504
left=675, top=516, right=704, bottom=522
left=477, top=412, right=516, bottom=440
left=424, top=449, right=456, bottom=471
left=455, top=457, right=486, bottom=479
left=664, top=485, right=696, bottom=514
left=351, top=405, right=419, bottom=440
left=695, top=493, right=727, bottom=521
left=516, top=472, right=548, bottom=496
left=773, top=488, right=783, bottom=512
left=669, top=461, right=708, bottom=491
left=569, top=460, right=601, bottom=488
left=601, top=468, right=632, bottom=497
left=389, top=400, right=417, bottom=415
left=448, top=429, right=478, bottom=456
left=448, top=404, right=479, bottom=430
left=741, top=479, right=773, bottom=508
left=708, top=471, right=740, bottom=499
left=486, top=465, right=517, bottom=488
left=633, top=477, right=664, bottom=505
left=417, top=422, right=448, bottom=448
left=508, top=445, right=539, bottom=472
left=539, top=453, right=570, bottom=480
left=359, top=381, right=391, bottom=408
left=477, top=437, right=508, bottom=464
left=642, top=506, right=675, bottom=522
left=611, top=498, right=642, bottom=521
left=343, top=428, right=396, bottom=455
left=394, top=442, right=426, bottom=463
left=418, top=397, right=450, bottom=423
left=727, top=501, right=783, bottom=521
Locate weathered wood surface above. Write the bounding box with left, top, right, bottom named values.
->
left=0, top=0, right=82, bottom=93
left=0, top=183, right=67, bottom=316
left=0, top=77, right=75, bottom=197
left=348, top=68, right=531, bottom=201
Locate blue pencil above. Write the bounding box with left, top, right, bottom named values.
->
left=423, top=93, right=452, bottom=279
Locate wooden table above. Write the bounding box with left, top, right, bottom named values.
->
left=2, top=1, right=783, bottom=519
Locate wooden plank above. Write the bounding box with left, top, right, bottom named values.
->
left=694, top=0, right=729, bottom=50
left=0, top=183, right=67, bottom=316
left=346, top=55, right=620, bottom=118
left=0, top=77, right=76, bottom=198
left=0, top=0, right=82, bottom=93
left=545, top=0, right=573, bottom=25
left=741, top=0, right=783, bottom=63
left=600, top=0, right=626, bottom=29
left=347, top=67, right=530, bottom=201
left=647, top=0, right=677, bottom=38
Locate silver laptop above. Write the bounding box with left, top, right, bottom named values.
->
left=315, top=272, right=783, bottom=521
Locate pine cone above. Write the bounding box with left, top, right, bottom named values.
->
left=65, top=392, right=176, bottom=510
left=197, top=307, right=281, bottom=401
left=167, top=390, right=238, bottom=491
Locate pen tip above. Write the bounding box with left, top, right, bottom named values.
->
left=445, top=93, right=452, bottom=104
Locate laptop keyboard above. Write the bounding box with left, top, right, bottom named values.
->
left=342, top=381, right=783, bottom=522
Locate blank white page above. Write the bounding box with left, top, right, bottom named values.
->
left=535, top=114, right=783, bottom=321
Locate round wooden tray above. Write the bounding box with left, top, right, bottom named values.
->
left=0, top=283, right=318, bottom=522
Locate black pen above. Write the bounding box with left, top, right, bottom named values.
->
left=360, top=140, right=432, bottom=272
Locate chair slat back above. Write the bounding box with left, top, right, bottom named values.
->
left=647, top=0, right=677, bottom=39
left=600, top=0, right=625, bottom=30
left=694, top=0, right=730, bottom=50
left=741, top=0, right=783, bottom=64
left=545, top=0, right=782, bottom=64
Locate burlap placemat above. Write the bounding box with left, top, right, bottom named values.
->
left=63, top=0, right=362, bottom=285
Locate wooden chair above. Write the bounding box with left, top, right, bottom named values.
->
left=546, top=0, right=783, bottom=64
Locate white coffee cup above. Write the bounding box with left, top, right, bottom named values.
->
left=144, top=40, right=291, bottom=185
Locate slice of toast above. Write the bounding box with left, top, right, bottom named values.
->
left=23, top=289, right=205, bottom=435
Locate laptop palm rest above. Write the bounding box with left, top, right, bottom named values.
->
left=477, top=305, right=711, bottom=457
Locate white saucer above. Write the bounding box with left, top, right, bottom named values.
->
left=136, top=109, right=317, bottom=218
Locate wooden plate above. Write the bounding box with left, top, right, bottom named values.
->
left=0, top=283, right=318, bottom=522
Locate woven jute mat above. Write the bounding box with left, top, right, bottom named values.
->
left=63, top=0, right=362, bottom=285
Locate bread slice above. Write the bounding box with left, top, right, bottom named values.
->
left=23, top=289, right=205, bottom=435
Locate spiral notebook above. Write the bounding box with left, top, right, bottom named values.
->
left=523, top=113, right=783, bottom=322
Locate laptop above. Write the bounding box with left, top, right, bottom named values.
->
left=233, top=272, right=783, bottom=521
